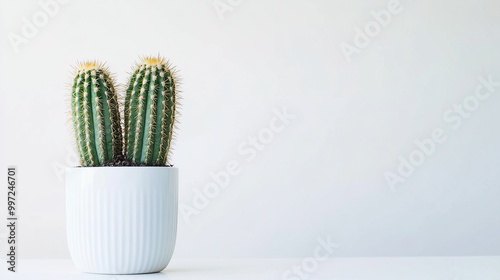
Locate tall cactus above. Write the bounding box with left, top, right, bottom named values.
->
left=71, top=61, right=123, bottom=166
left=124, top=56, right=178, bottom=165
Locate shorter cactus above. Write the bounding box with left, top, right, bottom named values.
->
left=70, top=61, right=123, bottom=166
left=124, top=56, right=178, bottom=165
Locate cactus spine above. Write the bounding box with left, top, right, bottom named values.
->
left=124, top=56, right=177, bottom=165
left=71, top=61, right=123, bottom=166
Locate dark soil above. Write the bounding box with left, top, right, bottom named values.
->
left=98, top=155, right=173, bottom=167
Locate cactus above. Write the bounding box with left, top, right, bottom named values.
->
left=70, top=61, right=123, bottom=166
left=124, top=56, right=178, bottom=165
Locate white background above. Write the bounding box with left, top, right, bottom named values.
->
left=0, top=0, right=499, bottom=259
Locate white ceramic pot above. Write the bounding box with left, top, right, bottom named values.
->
left=66, top=167, right=178, bottom=274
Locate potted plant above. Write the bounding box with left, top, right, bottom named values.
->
left=65, top=56, right=179, bottom=274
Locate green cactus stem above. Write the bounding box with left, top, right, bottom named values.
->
left=71, top=61, right=123, bottom=166
left=124, top=56, right=178, bottom=165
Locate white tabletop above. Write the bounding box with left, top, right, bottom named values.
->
left=1, top=257, right=499, bottom=280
